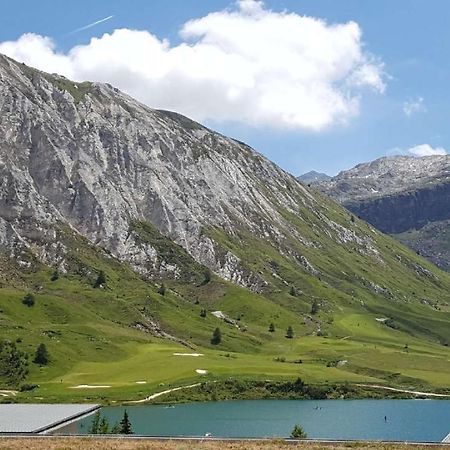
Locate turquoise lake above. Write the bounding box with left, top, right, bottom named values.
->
left=75, top=399, right=450, bottom=442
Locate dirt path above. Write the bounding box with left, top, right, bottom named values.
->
left=357, top=384, right=450, bottom=397
left=129, top=383, right=202, bottom=404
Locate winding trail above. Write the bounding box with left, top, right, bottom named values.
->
left=129, top=383, right=202, bottom=404
left=357, top=384, right=450, bottom=398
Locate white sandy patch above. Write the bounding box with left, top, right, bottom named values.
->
left=0, top=390, right=17, bottom=396
left=173, top=353, right=204, bottom=357
left=70, top=384, right=111, bottom=389
left=135, top=381, right=147, bottom=384
left=375, top=318, right=388, bottom=322
left=196, top=369, right=208, bottom=375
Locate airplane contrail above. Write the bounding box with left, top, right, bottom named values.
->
left=68, top=15, right=114, bottom=35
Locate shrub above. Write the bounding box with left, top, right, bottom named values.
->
left=19, top=383, right=39, bottom=392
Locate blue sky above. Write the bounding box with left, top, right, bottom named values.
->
left=1, top=0, right=449, bottom=175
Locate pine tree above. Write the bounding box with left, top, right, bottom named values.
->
left=289, top=286, right=297, bottom=297
left=94, top=270, right=106, bottom=288
left=268, top=323, right=275, bottom=332
left=286, top=326, right=294, bottom=339
left=0, top=340, right=29, bottom=387
left=200, top=309, right=207, bottom=318
left=89, top=411, right=101, bottom=434
left=22, top=293, right=35, bottom=307
left=110, top=421, right=121, bottom=434
left=211, top=327, right=222, bottom=345
left=291, top=424, right=307, bottom=439
left=119, top=410, right=133, bottom=434
left=99, top=416, right=110, bottom=434
left=33, top=343, right=49, bottom=365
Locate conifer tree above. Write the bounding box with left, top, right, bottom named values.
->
left=119, top=410, right=133, bottom=434
left=286, top=326, right=294, bottom=339
left=33, top=343, right=49, bottom=365
left=211, top=327, right=222, bottom=345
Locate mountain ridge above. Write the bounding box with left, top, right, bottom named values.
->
left=316, top=154, right=450, bottom=270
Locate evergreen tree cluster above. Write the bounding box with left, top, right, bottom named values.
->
left=0, top=340, right=29, bottom=387
left=89, top=410, right=133, bottom=434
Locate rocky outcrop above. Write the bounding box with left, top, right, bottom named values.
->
left=0, top=54, right=379, bottom=291
left=1, top=54, right=448, bottom=304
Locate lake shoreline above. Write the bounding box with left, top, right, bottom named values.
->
left=133, top=379, right=450, bottom=406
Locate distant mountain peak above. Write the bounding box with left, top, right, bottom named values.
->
left=297, top=170, right=331, bottom=184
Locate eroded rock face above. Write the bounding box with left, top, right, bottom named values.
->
left=0, top=55, right=398, bottom=290
left=316, top=155, right=450, bottom=270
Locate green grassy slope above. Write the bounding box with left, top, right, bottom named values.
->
left=0, top=217, right=449, bottom=404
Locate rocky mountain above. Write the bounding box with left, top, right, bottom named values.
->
left=1, top=53, right=450, bottom=350
left=297, top=170, right=331, bottom=184
left=316, top=155, right=450, bottom=270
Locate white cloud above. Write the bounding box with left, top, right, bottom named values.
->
left=407, top=144, right=446, bottom=157
left=0, top=0, right=385, bottom=130
left=403, top=96, right=426, bottom=117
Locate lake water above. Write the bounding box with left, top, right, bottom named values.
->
left=75, top=399, right=450, bottom=442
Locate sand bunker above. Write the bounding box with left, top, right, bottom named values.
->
left=135, top=381, right=147, bottom=384
left=173, top=353, right=204, bottom=357
left=70, top=384, right=111, bottom=389
left=195, top=369, right=208, bottom=375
